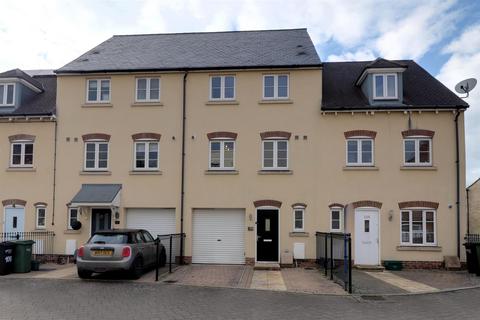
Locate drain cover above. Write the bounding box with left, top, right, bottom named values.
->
left=360, top=295, right=385, bottom=301
left=163, top=280, right=178, bottom=284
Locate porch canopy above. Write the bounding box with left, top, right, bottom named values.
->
left=69, top=184, right=122, bottom=207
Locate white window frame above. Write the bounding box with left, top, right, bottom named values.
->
left=135, top=78, right=161, bottom=102
left=209, top=75, right=236, bottom=101
left=10, top=140, right=34, bottom=167
left=400, top=209, right=437, bottom=246
left=263, top=74, right=289, bottom=100
left=84, top=140, right=109, bottom=171
left=133, top=140, right=159, bottom=170
left=86, top=79, right=111, bottom=103
left=67, top=208, right=79, bottom=230
left=403, top=137, right=432, bottom=166
left=373, top=73, right=398, bottom=100
left=262, top=139, right=289, bottom=170
left=35, top=206, right=46, bottom=229
left=0, top=83, right=15, bottom=106
left=330, top=207, right=344, bottom=232
left=293, top=207, right=305, bottom=232
left=345, top=137, right=374, bottom=166
left=208, top=139, right=235, bottom=170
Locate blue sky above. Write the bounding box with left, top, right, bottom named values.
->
left=1, top=0, right=479, bottom=184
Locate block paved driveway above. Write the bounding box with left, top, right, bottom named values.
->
left=1, top=278, right=480, bottom=319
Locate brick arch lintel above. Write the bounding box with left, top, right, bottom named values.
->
left=207, top=131, right=238, bottom=140
left=351, top=200, right=382, bottom=209
left=254, top=200, right=282, bottom=208
left=8, top=134, right=36, bottom=142
left=398, top=201, right=439, bottom=209
left=328, top=203, right=345, bottom=208
left=33, top=202, right=48, bottom=207
left=402, top=129, right=435, bottom=138
left=82, top=133, right=111, bottom=142
left=2, top=199, right=27, bottom=207
left=344, top=130, right=377, bottom=139
left=260, top=131, right=292, bottom=140
left=132, top=132, right=161, bottom=140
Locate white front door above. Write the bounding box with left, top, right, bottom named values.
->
left=4, top=207, right=25, bottom=233
left=354, top=209, right=379, bottom=265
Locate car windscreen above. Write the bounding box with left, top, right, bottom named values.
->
left=89, top=234, right=129, bottom=244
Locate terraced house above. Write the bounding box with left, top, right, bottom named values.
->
left=1, top=29, right=469, bottom=268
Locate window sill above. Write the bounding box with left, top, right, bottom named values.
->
left=396, top=245, right=442, bottom=252
left=82, top=103, right=113, bottom=108
left=343, top=166, right=378, bottom=171
left=34, top=228, right=46, bottom=231
left=64, top=230, right=81, bottom=234
left=6, top=167, right=36, bottom=172
left=79, top=170, right=112, bottom=176
left=258, top=170, right=293, bottom=175
left=131, top=102, right=163, bottom=107
left=205, top=100, right=239, bottom=105
left=129, top=170, right=163, bottom=175
left=400, top=166, right=437, bottom=171
left=289, top=232, right=309, bottom=237
left=258, top=99, right=293, bottom=104
left=205, top=170, right=239, bottom=175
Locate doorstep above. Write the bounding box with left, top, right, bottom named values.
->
left=254, top=263, right=280, bottom=271
left=355, top=265, right=385, bottom=272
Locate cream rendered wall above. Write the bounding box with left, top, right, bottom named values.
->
left=468, top=180, right=480, bottom=234
left=54, top=69, right=467, bottom=263
left=54, top=73, right=184, bottom=253
left=0, top=121, right=56, bottom=232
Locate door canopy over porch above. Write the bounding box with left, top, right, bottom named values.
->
left=69, top=184, right=122, bottom=208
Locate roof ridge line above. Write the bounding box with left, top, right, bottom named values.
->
left=112, top=28, right=308, bottom=37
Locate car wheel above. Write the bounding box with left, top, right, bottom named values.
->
left=159, top=247, right=167, bottom=267
left=130, top=257, right=144, bottom=279
left=78, top=269, right=92, bottom=279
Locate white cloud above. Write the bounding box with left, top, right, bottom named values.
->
left=437, top=24, right=480, bottom=184
left=327, top=48, right=376, bottom=62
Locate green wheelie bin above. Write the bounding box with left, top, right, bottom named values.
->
left=12, top=240, right=35, bottom=273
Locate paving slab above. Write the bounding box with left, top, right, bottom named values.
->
left=352, top=269, right=407, bottom=294
left=250, top=270, right=286, bottom=291
left=393, top=270, right=480, bottom=290
left=365, top=271, right=439, bottom=293
left=281, top=268, right=346, bottom=295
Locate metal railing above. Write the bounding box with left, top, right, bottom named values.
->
left=155, top=233, right=185, bottom=281
left=465, top=234, right=480, bottom=243
left=0, top=231, right=55, bottom=255
left=316, top=232, right=352, bottom=293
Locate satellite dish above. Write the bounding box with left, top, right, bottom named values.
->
left=455, top=78, right=477, bottom=98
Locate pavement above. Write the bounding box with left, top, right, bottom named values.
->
left=1, top=277, right=480, bottom=319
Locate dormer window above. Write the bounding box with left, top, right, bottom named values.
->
left=373, top=74, right=397, bottom=99
left=0, top=83, right=15, bottom=106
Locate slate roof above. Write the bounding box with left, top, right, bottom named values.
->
left=71, top=184, right=122, bottom=204
left=0, top=68, right=44, bottom=91
left=322, top=60, right=469, bottom=110
left=56, top=29, right=321, bottom=73
left=0, top=74, right=56, bottom=117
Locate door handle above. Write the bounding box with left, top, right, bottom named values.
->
left=263, top=239, right=272, bottom=242
left=217, top=239, right=222, bottom=242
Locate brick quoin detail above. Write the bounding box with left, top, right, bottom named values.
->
left=206, top=131, right=238, bottom=140
left=82, top=133, right=111, bottom=141
left=328, top=203, right=345, bottom=208
left=254, top=200, right=282, bottom=208
left=351, top=200, right=382, bottom=209
left=131, top=133, right=161, bottom=140
left=398, top=201, right=439, bottom=209
left=344, top=130, right=377, bottom=139
left=291, top=203, right=307, bottom=208
left=2, top=199, right=27, bottom=207
left=260, top=131, right=292, bottom=140
left=401, top=129, right=435, bottom=138
left=8, top=134, right=35, bottom=142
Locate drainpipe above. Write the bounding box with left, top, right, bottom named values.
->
left=455, top=111, right=461, bottom=258
left=179, top=71, right=188, bottom=264
left=52, top=117, right=58, bottom=226
left=467, top=187, right=470, bottom=235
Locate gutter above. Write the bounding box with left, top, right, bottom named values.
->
left=179, top=71, right=188, bottom=264
left=52, top=119, right=58, bottom=226
left=455, top=111, right=461, bottom=258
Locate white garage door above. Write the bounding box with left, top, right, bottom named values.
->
left=126, top=208, right=176, bottom=237
left=192, top=209, right=245, bottom=264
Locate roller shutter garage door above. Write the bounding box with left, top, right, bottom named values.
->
left=126, top=208, right=176, bottom=237
left=192, top=209, right=245, bottom=264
